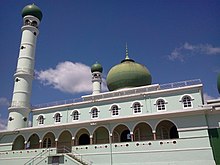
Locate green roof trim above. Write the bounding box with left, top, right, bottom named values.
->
left=22, top=4, right=43, bottom=21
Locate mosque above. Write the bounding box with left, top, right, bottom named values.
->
left=0, top=4, right=220, bottom=165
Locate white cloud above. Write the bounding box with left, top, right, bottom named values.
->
left=0, top=114, right=7, bottom=130
left=168, top=42, right=220, bottom=62
left=0, top=119, right=7, bottom=130
left=0, top=97, right=9, bottom=106
left=36, top=61, right=107, bottom=94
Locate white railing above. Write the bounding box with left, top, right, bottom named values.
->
left=32, top=79, right=201, bottom=109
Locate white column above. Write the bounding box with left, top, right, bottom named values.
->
left=92, top=72, right=102, bottom=95
left=7, top=15, right=41, bottom=130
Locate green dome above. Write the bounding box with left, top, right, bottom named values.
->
left=106, top=56, right=152, bottom=91
left=22, top=4, right=43, bottom=21
left=91, top=62, right=103, bottom=73
left=217, top=73, right=220, bottom=94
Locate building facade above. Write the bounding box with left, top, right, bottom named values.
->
left=0, top=4, right=220, bottom=165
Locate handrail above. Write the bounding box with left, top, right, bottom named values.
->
left=70, top=149, right=93, bottom=165
left=57, top=145, right=71, bottom=153
left=24, top=148, right=51, bottom=165
left=58, top=145, right=92, bottom=165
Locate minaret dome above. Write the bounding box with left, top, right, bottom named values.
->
left=91, top=62, right=103, bottom=73
left=22, top=4, right=43, bottom=21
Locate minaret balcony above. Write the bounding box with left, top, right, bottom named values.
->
left=10, top=101, right=30, bottom=109
left=14, top=68, right=34, bottom=76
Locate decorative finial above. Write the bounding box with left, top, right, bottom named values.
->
left=125, top=43, right=129, bottom=60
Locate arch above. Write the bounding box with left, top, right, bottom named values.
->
left=111, top=104, right=119, bottom=116
left=37, top=115, right=45, bottom=125
left=133, top=122, right=153, bottom=141
left=42, top=132, right=56, bottom=148
left=54, top=112, right=62, bottom=123
left=156, top=99, right=166, bottom=111
left=181, top=95, right=193, bottom=108
left=27, top=133, right=40, bottom=149
left=93, top=126, right=109, bottom=144
left=91, top=107, right=99, bottom=119
left=132, top=101, right=142, bottom=114
left=156, top=120, right=179, bottom=140
left=75, top=128, right=90, bottom=145
left=12, top=135, right=25, bottom=150
left=57, top=130, right=72, bottom=153
left=112, top=124, right=131, bottom=143
left=72, top=110, right=80, bottom=121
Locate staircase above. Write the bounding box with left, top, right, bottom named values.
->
left=24, top=146, right=92, bottom=165
left=24, top=148, right=51, bottom=165
left=58, top=146, right=92, bottom=165
left=66, top=153, right=91, bottom=165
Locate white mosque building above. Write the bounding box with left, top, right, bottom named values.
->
left=0, top=4, right=220, bottom=165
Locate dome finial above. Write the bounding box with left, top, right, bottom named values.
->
left=125, top=43, right=129, bottom=60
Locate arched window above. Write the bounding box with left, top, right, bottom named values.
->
left=156, top=120, right=179, bottom=140
left=31, top=21, right=38, bottom=27
left=181, top=95, right=193, bottom=108
left=72, top=110, right=79, bottom=121
left=156, top=99, right=166, bottom=111
left=37, top=115, right=44, bottom=125
left=111, top=105, right=119, bottom=116
left=25, top=19, right=31, bottom=25
left=132, top=102, right=142, bottom=114
left=27, top=134, right=40, bottom=149
left=12, top=135, right=25, bottom=150
left=91, top=107, right=99, bottom=119
left=42, top=132, right=55, bottom=148
left=43, top=138, right=52, bottom=148
left=54, top=113, right=62, bottom=123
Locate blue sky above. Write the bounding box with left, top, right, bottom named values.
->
left=0, top=0, right=220, bottom=129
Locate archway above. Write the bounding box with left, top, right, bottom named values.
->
left=156, top=120, right=179, bottom=140
left=121, top=130, right=131, bottom=142
left=93, top=126, right=109, bottom=144
left=79, top=134, right=90, bottom=145
left=12, top=135, right=25, bottom=150
left=112, top=124, right=131, bottom=143
left=57, top=130, right=72, bottom=153
left=170, top=125, right=179, bottom=139
left=75, top=128, right=90, bottom=145
left=27, top=133, right=40, bottom=149
left=42, top=132, right=55, bottom=148
left=133, top=122, right=153, bottom=141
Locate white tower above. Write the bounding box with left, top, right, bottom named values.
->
left=7, top=4, right=43, bottom=130
left=91, top=62, right=103, bottom=95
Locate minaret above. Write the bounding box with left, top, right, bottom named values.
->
left=91, top=62, right=103, bottom=95
left=7, top=4, right=43, bottom=130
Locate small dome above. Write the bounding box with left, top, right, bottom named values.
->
left=106, top=51, right=152, bottom=91
left=217, top=73, right=220, bottom=94
left=91, top=62, right=103, bottom=73
left=22, top=4, right=43, bottom=21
